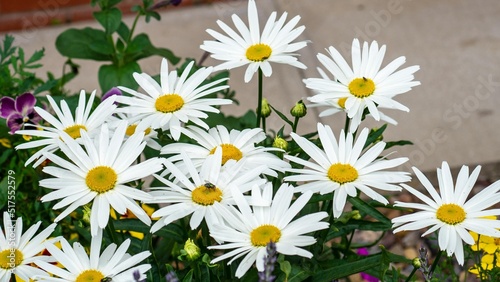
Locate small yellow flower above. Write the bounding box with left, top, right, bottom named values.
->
left=470, top=216, right=499, bottom=254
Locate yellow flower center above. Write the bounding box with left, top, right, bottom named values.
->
left=209, top=144, right=243, bottom=165
left=250, top=225, right=281, bottom=247
left=85, top=166, right=118, bottom=193
left=0, top=249, right=23, bottom=269
left=246, top=44, right=272, bottom=62
left=155, top=94, right=184, bottom=113
left=348, top=77, right=376, bottom=98
left=191, top=184, right=223, bottom=206
left=327, top=163, right=358, bottom=184
left=125, top=124, right=152, bottom=136
left=75, top=269, right=105, bottom=282
left=64, top=124, right=87, bottom=139
left=436, top=203, right=466, bottom=225
left=338, top=97, right=348, bottom=109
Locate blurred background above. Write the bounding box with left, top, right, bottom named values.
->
left=1, top=0, right=500, bottom=173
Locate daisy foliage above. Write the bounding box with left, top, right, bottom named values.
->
left=2, top=0, right=498, bottom=281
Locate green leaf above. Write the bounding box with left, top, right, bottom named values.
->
left=93, top=8, right=122, bottom=35
left=269, top=104, right=294, bottom=128
left=385, top=140, right=413, bottom=149
left=98, top=61, right=140, bottom=92
left=125, top=33, right=180, bottom=65
left=182, top=269, right=194, bottom=282
left=25, top=48, right=45, bottom=66
left=312, top=251, right=410, bottom=281
left=116, top=22, right=131, bottom=41
left=364, top=124, right=387, bottom=149
left=89, top=40, right=115, bottom=56
left=348, top=197, right=391, bottom=224
left=56, top=28, right=112, bottom=61
left=0, top=35, right=16, bottom=64
left=0, top=176, right=8, bottom=210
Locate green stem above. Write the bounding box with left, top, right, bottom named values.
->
left=292, top=116, right=299, bottom=133
left=127, top=13, right=141, bottom=45
left=405, top=266, right=419, bottom=282
left=344, top=113, right=351, bottom=133
left=428, top=250, right=444, bottom=279
left=256, top=68, right=263, bottom=128
left=106, top=219, right=118, bottom=244
left=262, top=115, right=267, bottom=134
left=344, top=230, right=355, bottom=254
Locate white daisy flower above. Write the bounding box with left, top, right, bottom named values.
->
left=307, top=67, right=397, bottom=126
left=0, top=212, right=56, bottom=282
left=35, top=229, right=151, bottom=281
left=161, top=125, right=289, bottom=177
left=147, top=147, right=268, bottom=233
left=15, top=90, right=117, bottom=167
left=116, top=58, right=232, bottom=140
left=107, top=112, right=161, bottom=150
left=392, top=161, right=500, bottom=265
left=200, top=0, right=308, bottom=83
left=39, top=121, right=164, bottom=236
left=305, top=39, right=420, bottom=132
left=284, top=123, right=410, bottom=218
left=209, top=183, right=329, bottom=278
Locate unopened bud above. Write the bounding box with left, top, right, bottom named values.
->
left=290, top=100, right=307, bottom=118
left=183, top=239, right=201, bottom=261
left=261, top=98, right=272, bottom=118
left=412, top=257, right=421, bottom=268
left=272, top=136, right=288, bottom=151
left=82, top=205, right=92, bottom=224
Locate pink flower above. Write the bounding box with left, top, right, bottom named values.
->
left=0, top=93, right=41, bottom=134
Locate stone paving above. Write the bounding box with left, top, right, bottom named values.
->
left=2, top=0, right=500, bottom=173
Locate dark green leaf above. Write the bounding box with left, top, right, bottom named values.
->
left=269, top=104, right=294, bottom=128
left=182, top=269, right=194, bottom=282
left=89, top=40, right=115, bottom=56
left=364, top=124, right=387, bottom=149
left=56, top=28, right=112, bottom=61
left=0, top=176, right=8, bottom=210
left=93, top=8, right=122, bottom=35
left=98, top=62, right=140, bottom=92
left=348, top=197, right=390, bottom=224
left=385, top=140, right=413, bottom=149
left=116, top=22, right=131, bottom=41
left=125, top=33, right=180, bottom=65
left=25, top=48, right=45, bottom=66
left=0, top=35, right=16, bottom=64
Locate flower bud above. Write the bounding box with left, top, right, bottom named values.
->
left=290, top=100, right=307, bottom=118
left=183, top=239, right=201, bottom=261
left=272, top=136, right=288, bottom=151
left=261, top=98, right=272, bottom=118
left=412, top=257, right=422, bottom=268
left=82, top=205, right=92, bottom=224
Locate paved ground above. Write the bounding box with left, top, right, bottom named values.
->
left=3, top=0, right=500, bottom=173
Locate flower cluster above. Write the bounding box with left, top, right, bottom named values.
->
left=1, top=0, right=500, bottom=281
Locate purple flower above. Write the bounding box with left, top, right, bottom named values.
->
left=0, top=93, right=41, bottom=134
left=357, top=248, right=379, bottom=282
left=101, top=87, right=122, bottom=102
